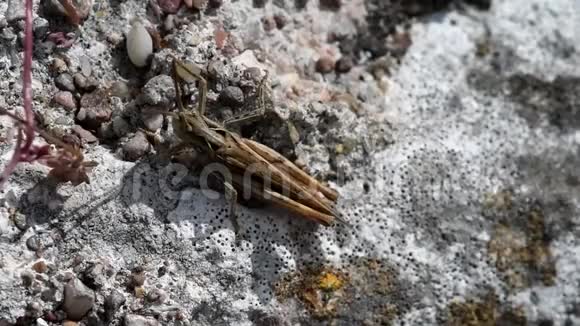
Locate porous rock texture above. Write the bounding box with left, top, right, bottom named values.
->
left=0, top=0, right=579, bottom=325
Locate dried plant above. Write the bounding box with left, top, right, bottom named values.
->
left=0, top=0, right=96, bottom=188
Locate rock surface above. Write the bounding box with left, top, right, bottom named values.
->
left=0, top=0, right=579, bottom=325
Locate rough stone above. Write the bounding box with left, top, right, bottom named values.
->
left=104, top=290, right=126, bottom=320
left=55, top=73, right=76, bottom=92
left=53, top=91, right=77, bottom=111
left=63, top=279, right=95, bottom=321
left=73, top=73, right=98, bottom=93
left=315, top=56, right=335, bottom=73
left=124, top=314, right=159, bottom=326
left=158, top=0, right=182, bottom=14
left=218, top=86, right=244, bottom=108
left=140, top=75, right=175, bottom=107
left=6, top=0, right=25, bottom=23
left=72, top=125, right=98, bottom=143
left=122, top=132, right=151, bottom=161
left=77, top=90, right=112, bottom=129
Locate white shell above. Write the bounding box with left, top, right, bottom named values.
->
left=126, top=19, right=153, bottom=68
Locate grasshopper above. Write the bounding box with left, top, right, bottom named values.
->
left=166, top=56, right=341, bottom=226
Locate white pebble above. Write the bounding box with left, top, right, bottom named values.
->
left=126, top=19, right=153, bottom=68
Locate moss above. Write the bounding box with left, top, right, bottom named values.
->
left=446, top=291, right=527, bottom=326
left=275, top=259, right=408, bottom=324
left=487, top=205, right=556, bottom=289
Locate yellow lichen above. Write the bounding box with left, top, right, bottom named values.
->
left=318, top=271, right=344, bottom=291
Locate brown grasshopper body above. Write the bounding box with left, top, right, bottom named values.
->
left=168, top=57, right=340, bottom=226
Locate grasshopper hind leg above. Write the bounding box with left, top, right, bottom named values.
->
left=224, top=181, right=241, bottom=242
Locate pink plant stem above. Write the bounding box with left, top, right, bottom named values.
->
left=0, top=0, right=35, bottom=188
left=22, top=0, right=34, bottom=148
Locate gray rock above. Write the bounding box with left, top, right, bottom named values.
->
left=11, top=212, right=28, bottom=231
left=140, top=75, right=175, bottom=107
left=104, top=290, right=126, bottom=320
left=6, top=0, right=25, bottom=23
left=73, top=73, right=98, bottom=93
left=141, top=107, right=164, bottom=132
left=21, top=271, right=34, bottom=287
left=33, top=17, right=50, bottom=38
left=63, top=278, right=95, bottom=321
left=81, top=262, right=107, bottom=289
left=72, top=125, right=98, bottom=143
left=25, top=302, right=43, bottom=318
left=26, top=235, right=41, bottom=251
left=109, top=81, right=131, bottom=100
left=43, top=0, right=92, bottom=20
left=146, top=288, right=167, bottom=304
left=112, top=116, right=130, bottom=138
left=0, top=27, right=16, bottom=41
left=53, top=91, right=77, bottom=111
left=124, top=314, right=159, bottom=326
left=55, top=73, right=76, bottom=92
left=123, top=132, right=151, bottom=161
left=219, top=86, right=245, bottom=108
left=78, top=90, right=113, bottom=129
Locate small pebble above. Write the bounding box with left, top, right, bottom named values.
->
left=320, top=0, right=341, bottom=10
left=146, top=288, right=167, bottom=304
left=80, top=56, right=92, bottom=76
left=55, top=73, right=76, bottom=92
left=140, top=75, right=175, bottom=107
left=127, top=19, right=153, bottom=68
left=208, top=0, right=223, bottom=8
left=185, top=0, right=207, bottom=10
left=11, top=211, right=28, bottom=231
left=112, top=116, right=130, bottom=138
left=142, top=107, right=164, bottom=132
left=164, top=15, right=176, bottom=32
left=262, top=16, right=276, bottom=32
left=158, top=0, right=182, bottom=13
left=72, top=125, right=98, bottom=143
left=51, top=57, right=68, bottom=73
left=78, top=90, right=113, bottom=129
left=244, top=67, right=262, bottom=82
left=123, top=132, right=151, bottom=161
left=6, top=0, right=25, bottom=23
left=106, top=32, right=124, bottom=46
left=109, top=81, right=131, bottom=100
left=33, top=17, right=50, bottom=38
left=32, top=261, right=48, bottom=273
left=104, top=290, right=126, bottom=320
left=315, top=56, right=335, bottom=74
left=25, top=302, right=43, bottom=318
left=253, top=0, right=268, bottom=8
left=218, top=86, right=244, bottom=108
left=124, top=314, right=159, bottom=326
left=335, top=56, right=354, bottom=73
left=129, top=271, right=146, bottom=287
left=54, top=91, right=77, bottom=111
left=63, top=278, right=95, bottom=321
left=73, top=73, right=98, bottom=92
left=273, top=14, right=288, bottom=29
left=26, top=235, right=41, bottom=251
left=63, top=321, right=78, bottom=326
left=81, top=262, right=106, bottom=289
left=134, top=286, right=146, bottom=298
left=21, top=271, right=34, bottom=287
